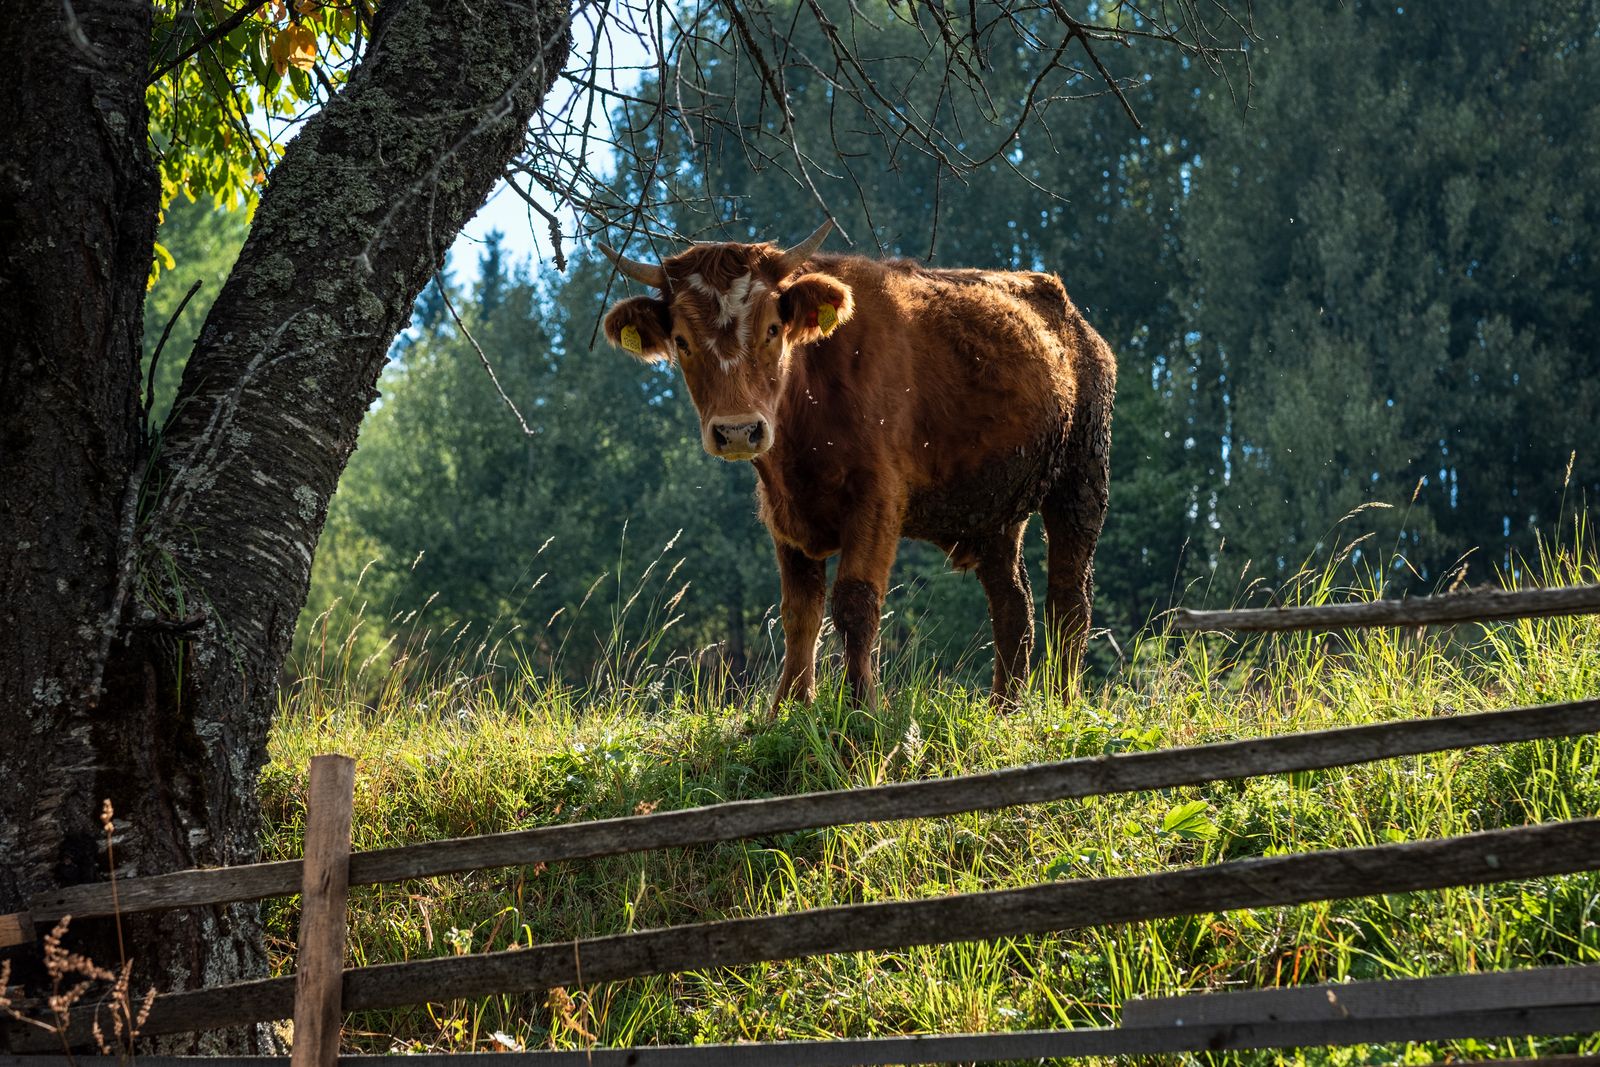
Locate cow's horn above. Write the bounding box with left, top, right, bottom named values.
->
left=598, top=242, right=668, bottom=289
left=778, top=220, right=833, bottom=275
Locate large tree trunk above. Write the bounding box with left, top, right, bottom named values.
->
left=0, top=0, right=161, bottom=967
left=1, top=0, right=570, bottom=1051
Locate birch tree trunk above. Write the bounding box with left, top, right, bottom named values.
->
left=0, top=0, right=570, bottom=1050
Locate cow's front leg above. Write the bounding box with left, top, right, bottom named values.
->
left=770, top=540, right=827, bottom=716
left=832, top=505, right=901, bottom=708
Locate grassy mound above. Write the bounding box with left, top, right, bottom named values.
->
left=263, top=540, right=1600, bottom=1063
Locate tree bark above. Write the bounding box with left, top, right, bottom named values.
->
left=0, top=0, right=160, bottom=964
left=1, top=0, right=570, bottom=1051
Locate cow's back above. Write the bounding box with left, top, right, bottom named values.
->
left=860, top=260, right=1107, bottom=558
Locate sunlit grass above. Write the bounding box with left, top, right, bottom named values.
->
left=263, top=520, right=1600, bottom=1063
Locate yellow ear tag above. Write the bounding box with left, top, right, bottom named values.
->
left=817, top=302, right=838, bottom=334
left=620, top=325, right=644, bottom=354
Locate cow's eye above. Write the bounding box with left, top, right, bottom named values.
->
left=675, top=335, right=689, bottom=352
left=766, top=323, right=780, bottom=340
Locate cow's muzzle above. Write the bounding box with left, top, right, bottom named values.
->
left=707, top=414, right=772, bottom=460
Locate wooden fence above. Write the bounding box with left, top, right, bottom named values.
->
left=2, top=585, right=1599, bottom=1064
left=1170, top=581, right=1600, bottom=633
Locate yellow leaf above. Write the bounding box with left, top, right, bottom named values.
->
left=287, top=24, right=318, bottom=71
left=270, top=24, right=318, bottom=74
left=269, top=25, right=294, bottom=74
left=147, top=240, right=176, bottom=289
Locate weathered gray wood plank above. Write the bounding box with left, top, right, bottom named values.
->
left=1122, top=964, right=1600, bottom=1026
left=1170, top=583, right=1600, bottom=633
left=11, top=817, right=1598, bottom=1048
left=14, top=699, right=1598, bottom=935
left=1, top=1004, right=1596, bottom=1065
left=290, top=756, right=355, bottom=1067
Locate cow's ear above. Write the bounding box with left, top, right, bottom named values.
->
left=779, top=272, right=854, bottom=345
left=603, top=296, right=673, bottom=362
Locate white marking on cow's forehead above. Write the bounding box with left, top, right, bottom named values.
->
left=687, top=271, right=765, bottom=329
left=723, top=274, right=760, bottom=325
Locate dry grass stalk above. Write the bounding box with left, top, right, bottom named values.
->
left=544, top=985, right=594, bottom=1043
left=0, top=800, right=160, bottom=1060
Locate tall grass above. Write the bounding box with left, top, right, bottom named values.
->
left=263, top=518, right=1600, bottom=1063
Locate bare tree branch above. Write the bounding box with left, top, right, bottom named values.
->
left=526, top=0, right=1252, bottom=256
left=435, top=271, right=539, bottom=438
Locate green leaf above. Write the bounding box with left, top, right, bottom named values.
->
left=1160, top=800, right=1218, bottom=840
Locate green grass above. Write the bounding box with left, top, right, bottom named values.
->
left=263, top=529, right=1600, bottom=1063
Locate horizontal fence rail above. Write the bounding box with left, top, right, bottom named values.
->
left=11, top=816, right=1599, bottom=1049
left=1122, top=963, right=1600, bottom=1027
left=4, top=993, right=1597, bottom=1064
left=7, top=698, right=1597, bottom=943
left=4, top=1007, right=1599, bottom=1065
left=1170, top=582, right=1600, bottom=633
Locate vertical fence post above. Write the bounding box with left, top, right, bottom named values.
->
left=291, top=754, right=356, bottom=1067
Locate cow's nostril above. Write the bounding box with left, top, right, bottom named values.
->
left=710, top=419, right=767, bottom=453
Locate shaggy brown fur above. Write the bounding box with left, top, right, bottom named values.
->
left=603, top=235, right=1116, bottom=710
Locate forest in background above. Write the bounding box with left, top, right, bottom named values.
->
left=142, top=1, right=1600, bottom=690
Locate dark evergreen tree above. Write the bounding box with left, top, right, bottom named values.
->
left=1181, top=3, right=1600, bottom=587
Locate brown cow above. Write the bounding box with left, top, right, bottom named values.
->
left=599, top=222, right=1115, bottom=711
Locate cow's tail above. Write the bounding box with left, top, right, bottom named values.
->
left=1040, top=323, right=1115, bottom=692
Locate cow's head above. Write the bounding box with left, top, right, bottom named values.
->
left=599, top=222, right=855, bottom=461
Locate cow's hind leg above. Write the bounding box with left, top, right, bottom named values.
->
left=975, top=522, right=1034, bottom=706
left=1041, top=406, right=1112, bottom=698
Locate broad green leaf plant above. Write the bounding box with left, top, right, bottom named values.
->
left=146, top=0, right=365, bottom=280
